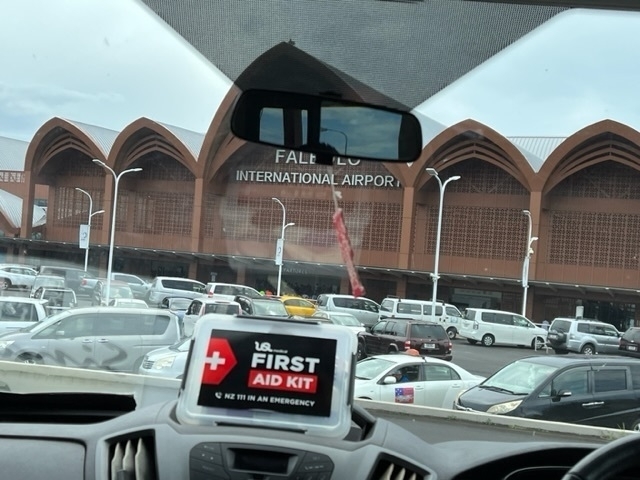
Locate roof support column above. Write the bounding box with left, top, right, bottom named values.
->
left=525, top=190, right=542, bottom=318
left=398, top=186, right=416, bottom=269
left=97, top=174, right=114, bottom=245
left=191, top=177, right=204, bottom=253
left=20, top=170, right=35, bottom=241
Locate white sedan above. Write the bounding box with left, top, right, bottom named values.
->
left=354, top=354, right=484, bottom=409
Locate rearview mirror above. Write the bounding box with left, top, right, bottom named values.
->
left=231, top=89, right=422, bottom=164
left=383, top=376, right=398, bottom=385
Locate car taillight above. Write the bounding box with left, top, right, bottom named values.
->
left=473, top=321, right=479, bottom=330
left=404, top=340, right=411, bottom=350
left=81, top=279, right=86, bottom=286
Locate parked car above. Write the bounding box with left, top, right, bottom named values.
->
left=0, top=264, right=38, bottom=290
left=146, top=276, right=206, bottom=306
left=379, top=297, right=464, bottom=339
left=279, top=295, right=317, bottom=317
left=108, top=298, right=149, bottom=309
left=547, top=317, right=621, bottom=355
left=311, top=310, right=365, bottom=334
left=160, top=296, right=193, bottom=323
left=455, top=355, right=640, bottom=431
left=0, top=307, right=181, bottom=372
left=38, top=265, right=94, bottom=294
left=619, top=328, right=640, bottom=358
left=355, top=353, right=484, bottom=408
left=459, top=308, right=547, bottom=349
left=205, top=282, right=262, bottom=300
left=32, top=287, right=77, bottom=315
left=110, top=273, right=150, bottom=299
left=138, top=337, right=191, bottom=379
left=234, top=294, right=290, bottom=318
left=29, top=274, right=65, bottom=298
left=316, top=293, right=380, bottom=328
left=182, top=298, right=242, bottom=337
left=77, top=272, right=100, bottom=297
left=357, top=319, right=452, bottom=361
left=0, top=297, right=49, bottom=334
left=92, top=280, right=134, bottom=306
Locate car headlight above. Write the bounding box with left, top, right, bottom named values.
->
left=153, top=354, right=176, bottom=369
left=0, top=340, right=15, bottom=350
left=487, top=400, right=523, bottom=414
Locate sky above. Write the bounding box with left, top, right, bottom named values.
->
left=0, top=0, right=232, bottom=141
left=1, top=3, right=640, bottom=143
left=416, top=8, right=640, bottom=137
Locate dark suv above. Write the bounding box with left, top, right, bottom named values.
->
left=357, top=319, right=452, bottom=361
left=619, top=328, right=640, bottom=358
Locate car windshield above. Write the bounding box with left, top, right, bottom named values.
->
left=355, top=357, right=395, bottom=380
left=3, top=0, right=640, bottom=451
left=252, top=300, right=289, bottom=317
left=204, top=303, right=239, bottom=315
left=482, top=360, right=559, bottom=395
left=329, top=314, right=360, bottom=327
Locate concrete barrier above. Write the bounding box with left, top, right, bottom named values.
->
left=0, top=361, right=633, bottom=440
left=355, top=398, right=634, bottom=441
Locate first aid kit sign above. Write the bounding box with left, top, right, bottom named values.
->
left=197, top=330, right=337, bottom=417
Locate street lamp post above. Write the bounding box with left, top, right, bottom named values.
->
left=320, top=127, right=348, bottom=155
left=522, top=210, right=539, bottom=317
left=272, top=197, right=295, bottom=297
left=426, top=168, right=460, bottom=320
left=92, top=159, right=142, bottom=305
left=75, top=188, right=105, bottom=272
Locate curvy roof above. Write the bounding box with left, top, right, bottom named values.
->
left=508, top=136, right=567, bottom=172
left=0, top=189, right=46, bottom=229
left=157, top=122, right=205, bottom=158
left=141, top=0, right=565, bottom=107
left=61, top=119, right=120, bottom=157
left=0, top=136, right=28, bottom=171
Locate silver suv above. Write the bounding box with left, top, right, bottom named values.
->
left=547, top=317, right=621, bottom=355
left=146, top=276, right=206, bottom=307
left=316, top=294, right=380, bottom=328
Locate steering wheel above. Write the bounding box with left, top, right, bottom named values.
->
left=561, top=433, right=639, bottom=480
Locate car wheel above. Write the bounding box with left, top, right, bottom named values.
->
left=481, top=334, right=495, bottom=347
left=18, top=353, right=43, bottom=365
left=467, top=339, right=477, bottom=345
left=446, top=328, right=456, bottom=340
left=356, top=341, right=366, bottom=361
left=631, top=419, right=640, bottom=432
left=0, top=278, right=10, bottom=290
left=553, top=348, right=568, bottom=355
left=581, top=344, right=595, bottom=355
left=531, top=337, right=545, bottom=350
left=387, top=345, right=398, bottom=354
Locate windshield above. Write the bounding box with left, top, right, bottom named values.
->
left=252, top=300, right=289, bottom=317
left=482, top=360, right=559, bottom=395
left=355, top=357, right=395, bottom=380
left=330, top=314, right=361, bottom=327
left=2, top=0, right=639, bottom=442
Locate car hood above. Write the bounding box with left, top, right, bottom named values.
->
left=458, top=386, right=526, bottom=411
left=0, top=331, right=34, bottom=341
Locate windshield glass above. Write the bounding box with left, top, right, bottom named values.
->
left=330, top=314, right=360, bottom=326
left=2, top=0, right=640, bottom=440
left=355, top=357, right=395, bottom=380
left=482, top=360, right=559, bottom=395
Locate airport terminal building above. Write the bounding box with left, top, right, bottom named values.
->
left=1, top=81, right=639, bottom=331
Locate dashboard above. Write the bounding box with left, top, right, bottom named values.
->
left=0, top=398, right=610, bottom=480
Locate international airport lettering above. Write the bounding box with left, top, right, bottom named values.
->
left=233, top=149, right=401, bottom=187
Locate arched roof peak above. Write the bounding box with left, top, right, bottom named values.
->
left=540, top=119, right=640, bottom=194
left=413, top=118, right=535, bottom=191
left=25, top=117, right=111, bottom=175
left=109, top=117, right=199, bottom=176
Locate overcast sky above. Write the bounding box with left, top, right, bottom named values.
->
left=0, top=0, right=231, bottom=141
left=417, top=8, right=640, bottom=137
left=1, top=3, right=639, bottom=143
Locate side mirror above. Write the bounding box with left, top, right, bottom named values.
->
left=383, top=376, right=397, bottom=385
left=551, top=389, right=572, bottom=401
left=55, top=330, right=65, bottom=337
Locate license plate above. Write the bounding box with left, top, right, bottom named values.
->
left=422, top=343, right=436, bottom=349
left=628, top=345, right=638, bottom=351
left=548, top=334, right=558, bottom=339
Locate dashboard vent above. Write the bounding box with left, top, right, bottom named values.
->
left=109, top=434, right=156, bottom=480
left=369, top=454, right=429, bottom=480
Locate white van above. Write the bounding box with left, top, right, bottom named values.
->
left=378, top=297, right=464, bottom=339
left=0, top=297, right=49, bottom=334
left=459, top=307, right=547, bottom=348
